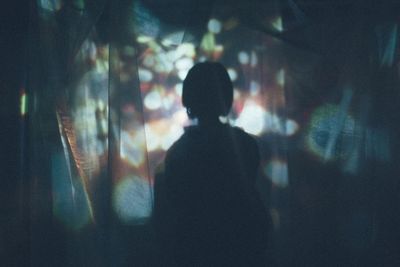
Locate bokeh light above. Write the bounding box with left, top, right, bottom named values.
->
left=120, top=131, right=146, bottom=168
left=306, top=104, right=356, bottom=161
left=264, top=159, right=289, bottom=188
left=235, top=100, right=266, bottom=135
left=113, top=176, right=153, bottom=224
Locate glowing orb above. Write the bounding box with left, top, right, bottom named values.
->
left=235, top=101, right=266, bottom=135
left=238, top=51, right=250, bottom=65
left=208, top=18, right=222, bottom=34
left=285, top=119, right=300, bottom=136
left=113, top=176, right=153, bottom=224
left=144, top=90, right=162, bottom=110
left=138, top=68, right=153, bottom=82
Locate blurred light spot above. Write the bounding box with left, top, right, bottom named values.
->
left=235, top=101, right=265, bottom=135
left=208, top=18, right=222, bottom=34
left=120, top=131, right=145, bottom=167
left=144, top=125, right=160, bottom=152
left=264, top=112, right=281, bottom=133
left=137, top=35, right=153, bottom=43
left=138, top=68, right=153, bottom=82
left=233, top=89, right=240, bottom=100
left=306, top=104, right=356, bottom=161
left=144, top=90, right=162, bottom=110
left=276, top=69, right=285, bottom=87
left=175, top=83, right=183, bottom=96
left=238, top=51, right=250, bottom=65
left=201, top=32, right=216, bottom=52
left=285, top=119, right=300, bottom=136
left=272, top=16, right=283, bottom=32
left=178, top=69, right=190, bottom=80
left=154, top=54, right=174, bottom=73
left=161, top=31, right=185, bottom=46
left=161, top=124, right=184, bottom=150
left=39, top=0, right=62, bottom=11
left=172, top=109, right=188, bottom=125
left=20, top=91, right=27, bottom=116
left=250, top=81, right=260, bottom=95
left=219, top=116, right=228, bottom=123
left=250, top=51, right=258, bottom=67
left=175, top=57, right=194, bottom=71
left=113, top=176, right=153, bottom=224
left=198, top=56, right=207, bottom=62
left=227, top=68, right=238, bottom=81
left=264, top=159, right=289, bottom=187
left=162, top=94, right=174, bottom=110
left=214, top=45, right=224, bottom=55
left=143, top=55, right=156, bottom=68
left=176, top=43, right=196, bottom=58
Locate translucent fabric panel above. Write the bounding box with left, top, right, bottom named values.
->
left=22, top=0, right=400, bottom=266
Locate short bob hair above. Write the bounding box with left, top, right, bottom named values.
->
left=182, top=62, right=233, bottom=120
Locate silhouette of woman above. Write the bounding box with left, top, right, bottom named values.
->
left=153, top=62, right=269, bottom=266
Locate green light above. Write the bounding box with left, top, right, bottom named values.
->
left=20, top=93, right=27, bottom=116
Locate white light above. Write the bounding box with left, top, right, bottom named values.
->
left=138, top=68, right=153, bottom=82
left=144, top=125, right=160, bottom=152
left=172, top=109, right=188, bottom=125
left=178, top=69, right=189, bottom=80
left=285, top=119, right=299, bottom=136
left=238, top=51, right=249, bottom=65
left=235, top=101, right=266, bottom=135
left=154, top=54, right=174, bottom=73
left=162, top=94, right=174, bottom=110
left=208, top=18, right=222, bottom=34
left=175, top=57, right=194, bottom=71
left=176, top=43, right=196, bottom=58
left=175, top=83, right=183, bottom=96
left=144, top=90, right=162, bottom=110
left=227, top=68, right=238, bottom=81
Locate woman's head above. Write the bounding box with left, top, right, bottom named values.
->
left=182, top=62, right=233, bottom=121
